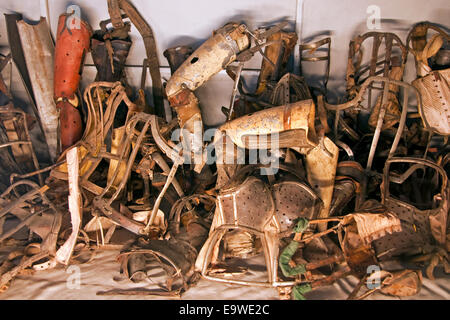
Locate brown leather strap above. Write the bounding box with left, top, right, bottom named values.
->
left=107, top=0, right=124, bottom=29
left=317, top=95, right=331, bottom=134
left=106, top=0, right=165, bottom=118
left=119, top=0, right=165, bottom=118
left=140, top=58, right=149, bottom=91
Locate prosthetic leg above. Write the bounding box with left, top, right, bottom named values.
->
left=165, top=23, right=250, bottom=154
left=53, top=13, right=92, bottom=151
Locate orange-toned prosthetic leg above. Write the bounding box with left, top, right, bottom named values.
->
left=54, top=13, right=92, bottom=151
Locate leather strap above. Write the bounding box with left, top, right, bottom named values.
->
left=107, top=0, right=124, bottom=29
left=106, top=0, right=165, bottom=118
left=316, top=95, right=331, bottom=134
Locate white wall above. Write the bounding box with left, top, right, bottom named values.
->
left=0, top=0, right=449, bottom=127
left=301, top=0, right=450, bottom=101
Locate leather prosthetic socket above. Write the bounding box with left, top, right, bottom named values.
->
left=408, top=23, right=450, bottom=136
left=164, top=46, right=194, bottom=75
left=165, top=23, right=250, bottom=155
left=54, top=13, right=92, bottom=151
left=91, top=25, right=132, bottom=83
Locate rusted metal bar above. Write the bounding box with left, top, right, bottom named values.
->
left=0, top=107, right=43, bottom=185
left=227, top=62, right=244, bottom=121
left=94, top=199, right=145, bottom=235
left=305, top=254, right=344, bottom=271
left=310, top=265, right=352, bottom=289
left=299, top=37, right=331, bottom=94
left=366, top=81, right=390, bottom=170
left=0, top=208, right=45, bottom=242
left=0, top=184, right=49, bottom=220
left=97, top=289, right=181, bottom=298
left=144, top=158, right=182, bottom=232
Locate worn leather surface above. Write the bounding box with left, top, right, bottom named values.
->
left=57, top=100, right=83, bottom=152
left=54, top=13, right=92, bottom=100
left=413, top=68, right=450, bottom=135
left=0, top=248, right=448, bottom=300
left=91, top=36, right=131, bottom=82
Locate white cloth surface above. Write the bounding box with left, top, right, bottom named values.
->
left=0, top=249, right=448, bottom=300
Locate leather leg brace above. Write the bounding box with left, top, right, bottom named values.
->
left=91, top=35, right=131, bottom=82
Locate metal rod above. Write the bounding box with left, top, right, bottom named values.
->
left=144, top=160, right=182, bottom=232
left=0, top=140, right=31, bottom=148
left=227, top=62, right=244, bottom=121
left=0, top=186, right=45, bottom=219
left=366, top=81, right=390, bottom=170
left=0, top=209, right=44, bottom=242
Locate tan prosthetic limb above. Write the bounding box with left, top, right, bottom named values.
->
left=165, top=23, right=250, bottom=154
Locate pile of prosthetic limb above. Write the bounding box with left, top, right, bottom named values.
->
left=0, top=1, right=448, bottom=300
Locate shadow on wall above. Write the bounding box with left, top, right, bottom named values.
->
left=214, top=12, right=295, bottom=35
left=4, top=11, right=40, bottom=25
left=431, top=8, right=450, bottom=26
left=166, top=36, right=205, bottom=53
left=166, top=14, right=296, bottom=52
